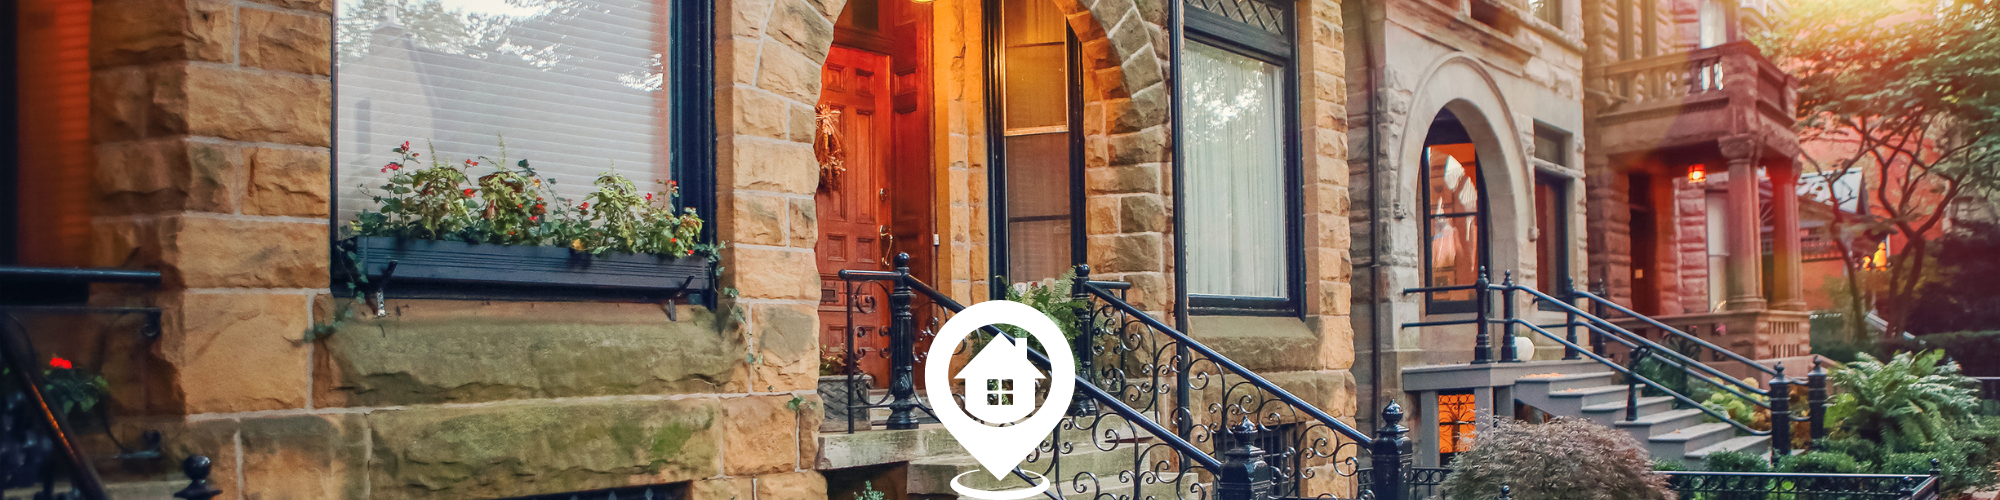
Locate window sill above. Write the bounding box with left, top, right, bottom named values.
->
left=344, top=236, right=714, bottom=303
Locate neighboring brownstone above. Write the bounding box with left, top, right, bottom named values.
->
left=169, top=292, right=311, bottom=413
left=239, top=414, right=370, bottom=498
left=722, top=396, right=801, bottom=475
left=169, top=216, right=329, bottom=288
left=183, top=64, right=332, bottom=146
left=246, top=147, right=332, bottom=217
left=241, top=8, right=332, bottom=76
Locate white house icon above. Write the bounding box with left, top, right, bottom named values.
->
left=957, top=337, right=1044, bottom=424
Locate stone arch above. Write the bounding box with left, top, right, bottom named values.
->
left=1395, top=55, right=1532, bottom=293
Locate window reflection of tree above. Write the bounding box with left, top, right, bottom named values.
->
left=335, top=0, right=666, bottom=88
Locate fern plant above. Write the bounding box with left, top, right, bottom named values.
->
left=1825, top=350, right=1980, bottom=451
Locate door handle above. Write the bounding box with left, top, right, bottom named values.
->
left=879, top=225, right=896, bottom=266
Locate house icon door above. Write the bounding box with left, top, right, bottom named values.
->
left=956, top=338, right=1043, bottom=424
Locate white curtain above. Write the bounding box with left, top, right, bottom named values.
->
left=334, top=0, right=668, bottom=221
left=1182, top=42, right=1287, bottom=298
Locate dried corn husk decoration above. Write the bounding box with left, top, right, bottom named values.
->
left=814, top=105, right=845, bottom=191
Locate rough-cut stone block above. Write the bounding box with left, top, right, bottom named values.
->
left=724, top=396, right=803, bottom=475
left=736, top=87, right=791, bottom=140
left=169, top=216, right=329, bottom=288
left=1088, top=233, right=1161, bottom=274
left=770, top=0, right=835, bottom=63
left=794, top=393, right=823, bottom=465
left=1085, top=197, right=1120, bottom=234
left=731, top=139, right=818, bottom=194
left=689, top=477, right=753, bottom=500
left=90, top=0, right=233, bottom=67
left=241, top=8, right=332, bottom=75
left=756, top=45, right=822, bottom=103
left=1119, top=194, right=1166, bottom=233
left=1106, top=128, right=1166, bottom=165
left=753, top=303, right=819, bottom=392
left=1314, top=316, right=1355, bottom=370
left=94, top=138, right=241, bottom=215
left=757, top=471, right=828, bottom=500
left=184, top=64, right=331, bottom=146
left=789, top=103, right=817, bottom=143
left=317, top=302, right=741, bottom=407
left=91, top=68, right=149, bottom=142
left=162, top=418, right=241, bottom=494
left=245, top=0, right=331, bottom=15
left=1086, top=164, right=1159, bottom=194
left=1188, top=315, right=1321, bottom=373
left=788, top=198, right=817, bottom=248
left=1107, top=84, right=1168, bottom=134
left=731, top=247, right=819, bottom=301
left=240, top=414, right=370, bottom=498
left=170, top=292, right=311, bottom=413
left=246, top=147, right=331, bottom=217
left=367, top=399, right=721, bottom=500
left=733, top=194, right=787, bottom=245
left=729, top=0, right=776, bottom=38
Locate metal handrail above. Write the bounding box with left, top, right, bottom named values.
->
left=1506, top=318, right=1769, bottom=436
left=845, top=269, right=1226, bottom=472
left=1517, top=285, right=1773, bottom=399
left=1572, top=287, right=1778, bottom=377
left=0, top=266, right=162, bottom=284
left=0, top=318, right=110, bottom=500
left=1081, top=281, right=1375, bottom=444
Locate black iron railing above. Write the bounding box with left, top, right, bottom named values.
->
left=0, top=266, right=217, bottom=500
left=1401, top=269, right=1825, bottom=463
left=1659, top=470, right=1941, bottom=500
left=832, top=256, right=1412, bottom=500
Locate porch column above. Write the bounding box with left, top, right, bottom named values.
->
left=1720, top=136, right=1767, bottom=311
left=1770, top=160, right=1806, bottom=311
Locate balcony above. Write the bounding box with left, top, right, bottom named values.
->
left=1590, top=40, right=1799, bottom=159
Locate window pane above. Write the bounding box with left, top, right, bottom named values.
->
left=1531, top=0, right=1561, bottom=27
left=1533, top=126, right=1567, bottom=165
left=1535, top=178, right=1564, bottom=292
left=335, top=0, right=668, bottom=221
left=1183, top=42, right=1287, bottom=298
left=1427, top=145, right=1481, bottom=302
left=1005, top=133, right=1073, bottom=283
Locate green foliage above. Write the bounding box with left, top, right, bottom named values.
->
left=854, top=481, right=885, bottom=500
left=41, top=365, right=107, bottom=419
left=1776, top=452, right=1862, bottom=474
left=1825, top=350, right=1980, bottom=451
left=1808, top=418, right=2000, bottom=499
left=1702, top=451, right=1771, bottom=473
left=998, top=270, right=1089, bottom=341
left=1882, top=330, right=2000, bottom=377
left=349, top=140, right=716, bottom=259
left=1439, top=418, right=1672, bottom=500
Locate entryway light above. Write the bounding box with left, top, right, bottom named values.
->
left=1688, top=164, right=1707, bottom=183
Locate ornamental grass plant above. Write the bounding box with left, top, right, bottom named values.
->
left=1440, top=417, right=1674, bottom=500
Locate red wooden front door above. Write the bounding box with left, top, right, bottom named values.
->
left=817, top=46, right=896, bottom=386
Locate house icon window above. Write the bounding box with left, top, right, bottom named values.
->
left=957, top=337, right=1044, bottom=424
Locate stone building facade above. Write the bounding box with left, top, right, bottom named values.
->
left=3, top=0, right=1360, bottom=497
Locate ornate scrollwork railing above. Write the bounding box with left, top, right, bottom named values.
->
left=1658, top=470, right=1942, bottom=500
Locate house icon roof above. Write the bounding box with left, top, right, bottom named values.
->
left=956, top=337, right=1045, bottom=381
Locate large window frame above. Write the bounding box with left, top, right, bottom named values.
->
left=1420, top=118, right=1489, bottom=314
left=331, top=0, right=715, bottom=227
left=984, top=0, right=1088, bottom=297
left=1180, top=0, right=1304, bottom=316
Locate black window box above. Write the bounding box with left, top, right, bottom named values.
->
left=345, top=236, right=713, bottom=301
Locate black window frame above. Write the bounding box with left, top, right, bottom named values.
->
left=983, top=0, right=1089, bottom=298
left=1534, top=173, right=1570, bottom=311
left=0, top=0, right=18, bottom=266
left=1419, top=117, right=1489, bottom=315
left=1179, top=0, right=1304, bottom=317
left=326, top=0, right=717, bottom=301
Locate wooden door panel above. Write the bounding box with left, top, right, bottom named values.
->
left=818, top=46, right=894, bottom=388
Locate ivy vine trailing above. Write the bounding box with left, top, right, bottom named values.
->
left=304, top=140, right=730, bottom=341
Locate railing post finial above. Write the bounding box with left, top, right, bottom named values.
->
left=1217, top=419, right=1274, bottom=500
left=1500, top=485, right=1513, bottom=500
left=1473, top=267, right=1493, bottom=364
left=173, top=455, right=222, bottom=500
left=1373, top=402, right=1411, bottom=500
left=1500, top=271, right=1519, bottom=363
left=883, top=252, right=919, bottom=430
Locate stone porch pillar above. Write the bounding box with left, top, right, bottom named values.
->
left=1720, top=136, right=1766, bottom=311
left=1769, top=160, right=1806, bottom=311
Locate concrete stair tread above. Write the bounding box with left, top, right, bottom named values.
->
left=1614, top=408, right=1704, bottom=427
left=1545, top=385, right=1629, bottom=398
left=1583, top=396, right=1674, bottom=413
left=1649, top=422, right=1736, bottom=443
left=1515, top=372, right=1618, bottom=386
left=1685, top=436, right=1771, bottom=460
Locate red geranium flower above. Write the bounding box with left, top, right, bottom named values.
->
left=580, top=202, right=590, bottom=210
left=49, top=357, right=71, bottom=370
left=463, top=188, right=475, bottom=196
left=644, top=193, right=653, bottom=201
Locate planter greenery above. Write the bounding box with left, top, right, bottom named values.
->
left=341, top=141, right=720, bottom=294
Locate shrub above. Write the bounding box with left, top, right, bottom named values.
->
left=1776, top=452, right=1861, bottom=474
left=1882, top=330, right=2000, bottom=377
left=1825, top=350, right=1980, bottom=451
left=1701, top=451, right=1770, bottom=473
left=1439, top=418, right=1673, bottom=500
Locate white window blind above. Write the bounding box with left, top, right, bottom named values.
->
left=334, top=0, right=668, bottom=221
left=1182, top=41, right=1287, bottom=299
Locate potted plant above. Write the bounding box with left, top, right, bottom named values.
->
left=343, top=142, right=718, bottom=297
left=818, top=348, right=873, bottom=431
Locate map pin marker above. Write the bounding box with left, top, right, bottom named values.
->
left=924, top=300, right=1075, bottom=500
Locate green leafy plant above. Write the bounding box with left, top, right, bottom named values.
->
left=854, top=481, right=885, bottom=500
left=16, top=356, right=111, bottom=421
left=1824, top=350, right=1980, bottom=451
left=349, top=140, right=716, bottom=260
left=1439, top=418, right=1672, bottom=500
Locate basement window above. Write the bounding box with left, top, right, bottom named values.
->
left=1438, top=391, right=1477, bottom=466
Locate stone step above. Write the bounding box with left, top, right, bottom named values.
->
left=1613, top=408, right=1706, bottom=439
left=4, top=480, right=183, bottom=500
left=1646, top=422, right=1738, bottom=461
left=1685, top=436, right=1772, bottom=466
left=906, top=440, right=1162, bottom=496
left=1515, top=372, right=1620, bottom=393
left=1544, top=385, right=1632, bottom=408
left=1580, top=396, right=1674, bottom=425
